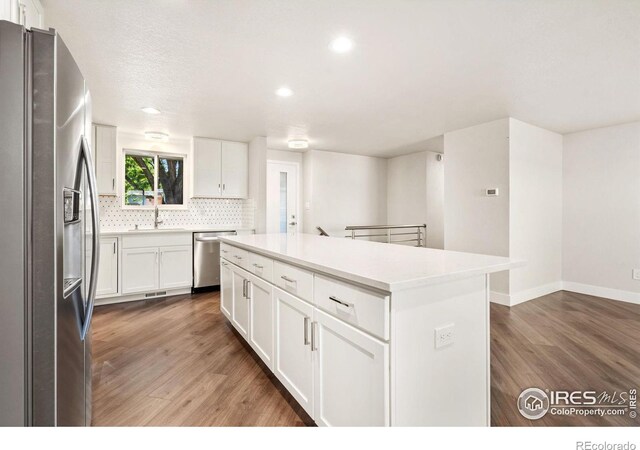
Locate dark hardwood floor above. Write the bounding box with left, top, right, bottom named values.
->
left=91, top=289, right=640, bottom=426
left=91, top=291, right=312, bottom=426
left=491, top=290, right=640, bottom=426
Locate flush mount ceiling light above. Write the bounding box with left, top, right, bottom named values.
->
left=275, top=86, right=294, bottom=97
left=144, top=131, right=169, bottom=142
left=329, top=36, right=354, bottom=53
left=141, top=107, right=161, bottom=114
left=288, top=139, right=309, bottom=149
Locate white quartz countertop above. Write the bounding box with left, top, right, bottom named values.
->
left=220, top=233, right=524, bottom=292
left=100, top=226, right=254, bottom=236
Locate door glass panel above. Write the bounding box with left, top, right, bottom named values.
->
left=157, top=156, right=184, bottom=205
left=124, top=154, right=155, bottom=206
left=279, top=172, right=288, bottom=233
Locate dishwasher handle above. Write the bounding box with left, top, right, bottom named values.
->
left=195, top=236, right=220, bottom=242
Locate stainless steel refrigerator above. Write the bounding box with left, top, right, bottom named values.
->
left=0, top=20, right=99, bottom=426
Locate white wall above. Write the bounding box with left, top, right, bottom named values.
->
left=303, top=149, right=387, bottom=237
left=563, top=122, right=640, bottom=303
left=444, top=118, right=511, bottom=296
left=386, top=150, right=444, bottom=249
left=425, top=151, right=445, bottom=249
left=249, top=136, right=267, bottom=233
left=387, top=151, right=427, bottom=226
left=509, top=119, right=563, bottom=304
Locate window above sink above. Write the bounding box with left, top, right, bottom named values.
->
left=123, top=149, right=186, bottom=210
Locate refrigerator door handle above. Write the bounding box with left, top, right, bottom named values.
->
left=78, top=135, right=100, bottom=341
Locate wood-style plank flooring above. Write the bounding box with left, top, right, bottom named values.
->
left=491, top=290, right=640, bottom=426
left=92, top=289, right=640, bottom=426
left=91, top=291, right=312, bottom=426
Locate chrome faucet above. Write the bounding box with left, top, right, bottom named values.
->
left=154, top=206, right=163, bottom=229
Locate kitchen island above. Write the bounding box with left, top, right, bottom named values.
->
left=219, top=233, right=523, bottom=426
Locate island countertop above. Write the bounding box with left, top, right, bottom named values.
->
left=220, top=233, right=524, bottom=292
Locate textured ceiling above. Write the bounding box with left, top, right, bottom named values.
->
left=41, top=0, right=640, bottom=157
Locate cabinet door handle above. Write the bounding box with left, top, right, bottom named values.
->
left=303, top=317, right=310, bottom=345
left=242, top=279, right=246, bottom=297
left=311, top=321, right=318, bottom=351
left=329, top=296, right=352, bottom=308
left=112, top=178, right=115, bottom=190
left=246, top=280, right=251, bottom=300
left=281, top=275, right=296, bottom=284
left=223, top=183, right=226, bottom=191
left=113, top=242, right=116, bottom=254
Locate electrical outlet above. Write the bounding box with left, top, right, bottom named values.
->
left=633, top=269, right=640, bottom=280
left=435, top=323, right=455, bottom=349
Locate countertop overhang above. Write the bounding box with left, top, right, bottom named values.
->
left=220, top=233, right=525, bottom=293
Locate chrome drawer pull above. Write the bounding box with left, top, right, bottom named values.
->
left=234, top=255, right=243, bottom=260
left=281, top=275, right=296, bottom=283
left=303, top=317, right=310, bottom=345
left=253, top=263, right=264, bottom=269
left=329, top=296, right=352, bottom=308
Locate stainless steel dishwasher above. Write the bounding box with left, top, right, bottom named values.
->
left=193, top=231, right=237, bottom=290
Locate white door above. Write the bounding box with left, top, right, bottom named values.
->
left=158, top=245, right=192, bottom=289
left=221, top=141, right=248, bottom=198
left=220, top=260, right=233, bottom=320
left=274, top=287, right=314, bottom=417
left=313, top=309, right=389, bottom=426
left=96, top=237, right=118, bottom=298
left=247, top=273, right=274, bottom=370
left=192, top=138, right=222, bottom=198
left=266, top=161, right=299, bottom=234
left=121, top=247, right=159, bottom=294
left=94, top=124, right=117, bottom=195
left=231, top=267, right=250, bottom=338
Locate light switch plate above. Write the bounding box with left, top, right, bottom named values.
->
left=435, top=323, right=455, bottom=349
left=633, top=269, right=640, bottom=280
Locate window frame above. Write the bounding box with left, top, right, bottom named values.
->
left=121, top=149, right=188, bottom=210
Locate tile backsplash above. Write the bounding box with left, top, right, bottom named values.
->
left=99, top=196, right=254, bottom=230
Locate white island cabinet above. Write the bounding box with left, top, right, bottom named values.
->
left=219, top=233, right=523, bottom=427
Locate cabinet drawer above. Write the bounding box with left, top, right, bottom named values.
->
left=227, top=244, right=249, bottom=269
left=314, top=274, right=389, bottom=340
left=122, top=232, right=191, bottom=249
left=247, top=252, right=273, bottom=283
left=220, top=242, right=233, bottom=260
left=273, top=260, right=313, bottom=303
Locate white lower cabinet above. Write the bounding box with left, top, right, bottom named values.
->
left=122, top=247, right=158, bottom=294
left=247, top=273, right=274, bottom=369
left=96, top=237, right=118, bottom=298
left=232, top=267, right=250, bottom=339
left=221, top=251, right=390, bottom=426
left=220, top=260, right=233, bottom=320
left=313, top=309, right=389, bottom=426
left=158, top=245, right=192, bottom=289
left=273, top=287, right=315, bottom=417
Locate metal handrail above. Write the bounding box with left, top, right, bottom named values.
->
left=345, top=224, right=427, bottom=247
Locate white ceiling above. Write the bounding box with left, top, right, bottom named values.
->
left=41, top=0, right=640, bottom=157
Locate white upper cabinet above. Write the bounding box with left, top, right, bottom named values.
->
left=191, top=137, right=248, bottom=199
left=93, top=124, right=117, bottom=196
left=192, top=138, right=222, bottom=198
left=1, top=0, right=44, bottom=30
left=221, top=141, right=248, bottom=198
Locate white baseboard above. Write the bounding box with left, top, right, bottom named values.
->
left=510, top=282, right=564, bottom=306
left=490, top=291, right=511, bottom=306
left=562, top=281, right=640, bottom=305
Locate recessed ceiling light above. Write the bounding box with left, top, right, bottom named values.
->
left=275, top=87, right=294, bottom=97
left=288, top=139, right=309, bottom=149
left=144, top=131, right=169, bottom=142
left=329, top=36, right=353, bottom=53
left=141, top=107, right=161, bottom=114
